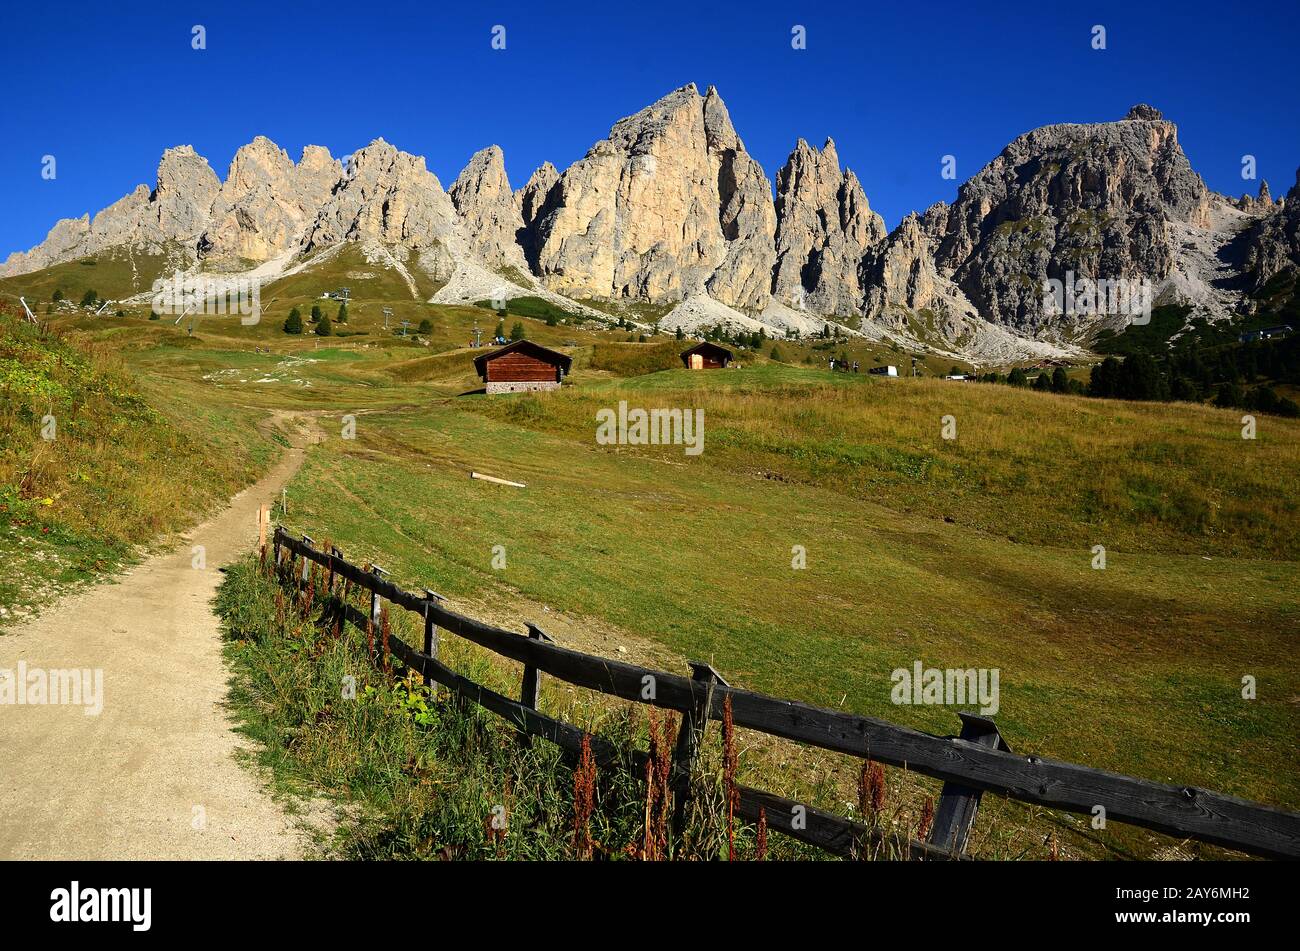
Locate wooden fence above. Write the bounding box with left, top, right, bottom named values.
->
left=272, top=527, right=1300, bottom=860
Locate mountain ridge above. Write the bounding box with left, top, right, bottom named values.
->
left=5, top=86, right=1296, bottom=361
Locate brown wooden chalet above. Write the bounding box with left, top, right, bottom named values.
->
left=680, top=341, right=732, bottom=369
left=473, top=339, right=572, bottom=394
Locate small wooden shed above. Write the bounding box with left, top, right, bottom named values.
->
left=474, top=339, right=572, bottom=394
left=680, top=341, right=732, bottom=370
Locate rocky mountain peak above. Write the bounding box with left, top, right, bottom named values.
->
left=200, top=137, right=341, bottom=263
left=153, top=145, right=221, bottom=240
left=301, top=138, right=456, bottom=253
left=1124, top=103, right=1164, bottom=121
left=449, top=146, right=527, bottom=272
left=531, top=82, right=777, bottom=309
left=925, top=106, right=1212, bottom=331
left=772, top=135, right=885, bottom=315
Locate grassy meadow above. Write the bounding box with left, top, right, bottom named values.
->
left=0, top=304, right=273, bottom=624
left=3, top=248, right=1296, bottom=859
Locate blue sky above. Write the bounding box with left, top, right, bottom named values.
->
left=2, top=0, right=1297, bottom=259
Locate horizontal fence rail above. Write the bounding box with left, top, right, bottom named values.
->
left=274, top=527, right=1300, bottom=860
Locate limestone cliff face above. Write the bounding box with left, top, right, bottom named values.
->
left=921, top=105, right=1212, bottom=332
left=448, top=146, right=529, bottom=273
left=201, top=138, right=341, bottom=262
left=2, top=146, right=221, bottom=275
left=530, top=83, right=777, bottom=310
left=5, top=92, right=1293, bottom=361
left=772, top=138, right=886, bottom=317
left=151, top=146, right=221, bottom=242
left=1243, top=168, right=1300, bottom=292
left=301, top=138, right=459, bottom=252
left=516, top=162, right=560, bottom=270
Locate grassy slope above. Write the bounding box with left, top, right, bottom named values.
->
left=0, top=308, right=274, bottom=624
left=97, top=291, right=1295, bottom=856
left=469, top=364, right=1300, bottom=558
left=9, top=245, right=1295, bottom=857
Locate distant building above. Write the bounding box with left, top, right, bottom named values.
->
left=680, top=341, right=732, bottom=369
left=473, top=340, right=572, bottom=394
left=868, top=365, right=899, bottom=377
left=1239, top=325, right=1293, bottom=343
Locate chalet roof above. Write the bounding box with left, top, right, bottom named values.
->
left=473, top=339, right=573, bottom=379
left=679, top=341, right=733, bottom=365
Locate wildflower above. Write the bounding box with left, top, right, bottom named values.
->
left=573, top=734, right=597, bottom=859
left=917, top=796, right=935, bottom=841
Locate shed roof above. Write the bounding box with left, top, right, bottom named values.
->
left=473, top=339, right=573, bottom=379
left=679, top=341, right=733, bottom=365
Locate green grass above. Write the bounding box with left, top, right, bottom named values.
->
left=263, top=387, right=1296, bottom=857
left=474, top=295, right=582, bottom=324
left=0, top=242, right=191, bottom=307
left=6, top=250, right=1296, bottom=859
left=468, top=364, right=1300, bottom=558
left=216, top=554, right=826, bottom=860
left=0, top=305, right=273, bottom=625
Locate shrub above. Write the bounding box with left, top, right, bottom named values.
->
left=418, top=318, right=433, bottom=334
left=80, top=289, right=98, bottom=307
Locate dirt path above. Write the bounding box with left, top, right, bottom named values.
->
left=0, top=415, right=322, bottom=859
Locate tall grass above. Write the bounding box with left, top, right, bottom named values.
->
left=216, top=553, right=834, bottom=860
left=467, top=368, right=1300, bottom=557
left=0, top=306, right=268, bottom=620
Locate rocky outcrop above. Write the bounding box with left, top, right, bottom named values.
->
left=530, top=83, right=777, bottom=310
left=516, top=162, right=560, bottom=270
left=1243, top=167, right=1300, bottom=291
left=201, top=138, right=341, bottom=262
left=772, top=138, right=886, bottom=316
left=5, top=89, right=1294, bottom=361
left=151, top=146, right=221, bottom=241
left=1234, top=179, right=1277, bottom=214
left=448, top=146, right=529, bottom=273
left=1, top=147, right=221, bottom=275
left=301, top=138, right=459, bottom=253
left=916, top=104, right=1213, bottom=333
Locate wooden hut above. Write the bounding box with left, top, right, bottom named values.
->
left=680, top=341, right=732, bottom=370
left=474, top=340, right=572, bottom=394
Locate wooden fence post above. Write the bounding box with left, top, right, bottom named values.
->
left=422, top=588, right=446, bottom=691
left=300, top=535, right=314, bottom=585
left=518, top=624, right=554, bottom=746
left=670, top=661, right=729, bottom=836
left=258, top=504, right=268, bottom=549
left=369, top=564, right=387, bottom=626
left=927, top=713, right=1010, bottom=856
